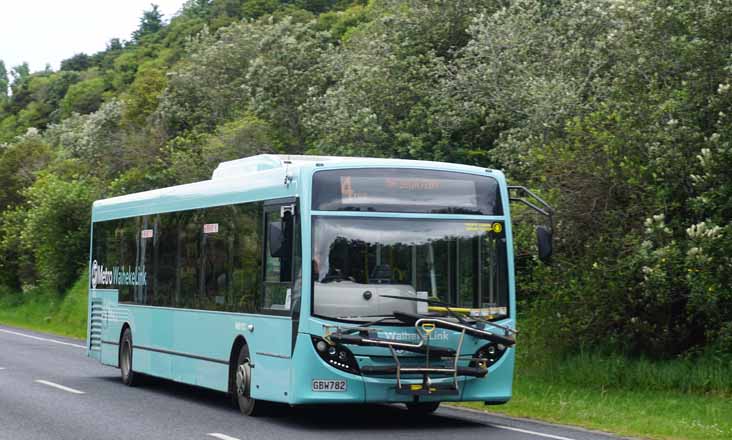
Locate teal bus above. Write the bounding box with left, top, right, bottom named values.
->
left=86, top=155, right=551, bottom=415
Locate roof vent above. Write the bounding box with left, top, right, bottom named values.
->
left=211, top=154, right=283, bottom=180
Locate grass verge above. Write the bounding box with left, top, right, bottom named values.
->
left=456, top=380, right=731, bottom=440
left=0, top=275, right=87, bottom=339
left=454, top=351, right=732, bottom=440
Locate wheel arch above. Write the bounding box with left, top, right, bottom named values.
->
left=228, top=335, right=248, bottom=395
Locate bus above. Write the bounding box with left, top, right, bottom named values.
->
left=86, top=154, right=552, bottom=415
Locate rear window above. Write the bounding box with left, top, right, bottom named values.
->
left=312, top=168, right=502, bottom=215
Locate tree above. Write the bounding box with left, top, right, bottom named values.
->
left=60, top=53, right=91, bottom=72
left=59, top=76, right=107, bottom=117
left=0, top=131, right=52, bottom=288
left=7, top=63, right=31, bottom=112
left=16, top=173, right=98, bottom=290
left=304, top=0, right=498, bottom=160
left=122, top=63, right=168, bottom=125
left=0, top=60, right=8, bottom=104
left=107, top=38, right=124, bottom=51
left=132, top=4, right=164, bottom=43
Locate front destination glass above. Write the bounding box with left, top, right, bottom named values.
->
left=312, top=217, right=509, bottom=322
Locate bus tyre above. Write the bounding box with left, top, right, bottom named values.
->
left=120, top=328, right=140, bottom=386
left=235, top=345, right=265, bottom=416
left=405, top=401, right=440, bottom=414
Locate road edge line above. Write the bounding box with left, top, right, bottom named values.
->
left=208, top=434, right=241, bottom=440
left=35, top=379, right=85, bottom=395
left=0, top=328, right=85, bottom=349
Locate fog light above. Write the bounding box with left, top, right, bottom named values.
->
left=328, top=346, right=337, bottom=356
left=316, top=341, right=328, bottom=352
left=471, top=343, right=507, bottom=369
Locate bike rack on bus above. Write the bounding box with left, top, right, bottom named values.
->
left=326, top=317, right=515, bottom=396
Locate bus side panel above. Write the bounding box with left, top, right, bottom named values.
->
left=246, top=315, right=292, bottom=402
left=169, top=308, right=236, bottom=392
left=111, top=307, right=294, bottom=398
left=87, top=289, right=126, bottom=367
left=128, top=306, right=174, bottom=380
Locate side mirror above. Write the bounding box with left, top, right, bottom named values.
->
left=269, top=222, right=286, bottom=257
left=536, top=225, right=553, bottom=263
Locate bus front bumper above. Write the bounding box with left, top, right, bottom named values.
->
left=288, top=333, right=514, bottom=405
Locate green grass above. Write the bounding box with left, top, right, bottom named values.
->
left=454, top=350, right=732, bottom=440
left=457, top=379, right=732, bottom=440
left=1, top=279, right=730, bottom=439
left=0, top=275, right=87, bottom=339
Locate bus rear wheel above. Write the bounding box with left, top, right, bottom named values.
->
left=235, top=345, right=265, bottom=416
left=120, top=328, right=140, bottom=386
left=405, top=401, right=440, bottom=414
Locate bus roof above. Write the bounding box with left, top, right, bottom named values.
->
left=92, top=155, right=503, bottom=222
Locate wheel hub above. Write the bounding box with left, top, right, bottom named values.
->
left=236, top=360, right=251, bottom=397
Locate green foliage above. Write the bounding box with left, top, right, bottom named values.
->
left=0, top=274, right=89, bottom=339
left=60, top=53, right=91, bottom=72
left=132, top=4, right=164, bottom=43
left=1, top=0, right=732, bottom=365
left=241, top=0, right=282, bottom=19
left=0, top=60, right=8, bottom=102
left=167, top=113, right=281, bottom=183
left=59, top=76, right=107, bottom=117
left=0, top=131, right=52, bottom=209
left=305, top=0, right=498, bottom=160
left=12, top=174, right=98, bottom=291
left=122, top=62, right=168, bottom=125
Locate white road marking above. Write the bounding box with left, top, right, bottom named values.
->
left=208, top=434, right=241, bottom=440
left=35, top=380, right=85, bottom=395
left=493, top=424, right=577, bottom=440
left=0, top=328, right=85, bottom=349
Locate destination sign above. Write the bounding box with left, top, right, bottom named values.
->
left=313, top=168, right=501, bottom=215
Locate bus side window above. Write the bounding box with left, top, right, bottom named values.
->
left=262, top=205, right=294, bottom=313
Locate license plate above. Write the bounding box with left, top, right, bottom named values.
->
left=311, top=379, right=347, bottom=392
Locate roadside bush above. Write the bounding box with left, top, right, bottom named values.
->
left=14, top=174, right=98, bottom=291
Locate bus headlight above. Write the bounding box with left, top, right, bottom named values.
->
left=311, top=336, right=360, bottom=374
left=470, top=343, right=507, bottom=369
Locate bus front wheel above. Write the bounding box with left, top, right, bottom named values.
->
left=120, top=328, right=140, bottom=386
left=405, top=401, right=440, bottom=414
left=235, top=345, right=265, bottom=416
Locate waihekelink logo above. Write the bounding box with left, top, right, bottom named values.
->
left=377, top=330, right=449, bottom=341
left=91, top=260, right=147, bottom=289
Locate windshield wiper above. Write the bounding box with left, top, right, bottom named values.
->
left=379, top=295, right=469, bottom=324
left=379, top=295, right=517, bottom=336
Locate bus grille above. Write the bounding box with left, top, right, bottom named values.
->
left=89, top=299, right=103, bottom=351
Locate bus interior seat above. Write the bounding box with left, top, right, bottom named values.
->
left=369, top=264, right=393, bottom=284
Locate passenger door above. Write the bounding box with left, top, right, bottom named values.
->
left=251, top=201, right=299, bottom=401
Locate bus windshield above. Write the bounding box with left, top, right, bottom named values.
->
left=312, top=217, right=509, bottom=322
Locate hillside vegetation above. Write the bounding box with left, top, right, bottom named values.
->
left=1, top=0, right=731, bottom=394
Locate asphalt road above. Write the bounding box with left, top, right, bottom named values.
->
left=0, top=324, right=629, bottom=440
